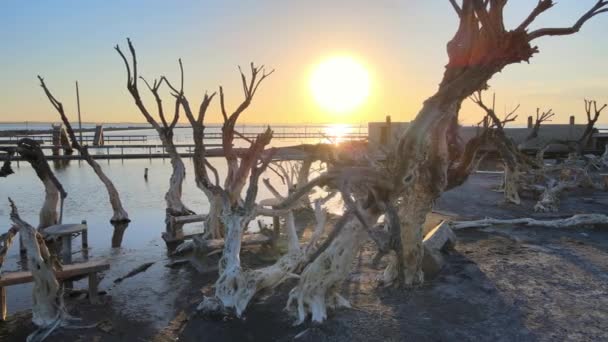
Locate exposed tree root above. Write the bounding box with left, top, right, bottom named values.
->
left=286, top=208, right=379, bottom=324
left=113, top=262, right=155, bottom=284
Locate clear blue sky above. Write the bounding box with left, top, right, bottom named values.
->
left=1, top=0, right=607, bottom=125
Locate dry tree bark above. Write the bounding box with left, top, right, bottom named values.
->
left=115, top=40, right=194, bottom=238
left=184, top=0, right=608, bottom=323
left=382, top=0, right=608, bottom=287
left=0, top=139, right=67, bottom=229
left=533, top=162, right=605, bottom=212
left=0, top=226, right=18, bottom=270
left=258, top=168, right=391, bottom=323
left=451, top=213, right=608, bottom=230
left=162, top=58, right=274, bottom=241
left=150, top=54, right=280, bottom=314
left=8, top=198, right=67, bottom=342
left=216, top=162, right=331, bottom=317
left=37, top=77, right=130, bottom=242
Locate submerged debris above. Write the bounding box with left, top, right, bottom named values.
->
left=113, top=262, right=155, bottom=284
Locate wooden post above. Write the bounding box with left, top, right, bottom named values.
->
left=76, top=81, right=83, bottom=145
left=272, top=215, right=280, bottom=250
left=93, top=125, right=104, bottom=146
left=0, top=286, right=6, bottom=321
left=527, top=116, right=533, bottom=128
left=81, top=220, right=88, bottom=248
left=62, top=236, right=73, bottom=264
left=88, top=272, right=100, bottom=304
left=51, top=124, right=61, bottom=156
left=62, top=234, right=74, bottom=289
left=386, top=115, right=392, bottom=145
left=144, top=168, right=149, bottom=180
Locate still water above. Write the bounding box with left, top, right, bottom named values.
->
left=0, top=123, right=354, bottom=324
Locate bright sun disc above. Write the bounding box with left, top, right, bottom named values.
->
left=310, top=56, right=370, bottom=113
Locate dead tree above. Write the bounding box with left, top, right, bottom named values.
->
left=523, top=107, right=555, bottom=143
left=153, top=54, right=280, bottom=314
left=38, top=77, right=130, bottom=244
left=377, top=0, right=608, bottom=287
left=256, top=0, right=608, bottom=324
left=0, top=226, right=17, bottom=270
left=161, top=56, right=274, bottom=241
left=115, top=41, right=194, bottom=240
left=0, top=139, right=67, bottom=229
left=451, top=213, right=608, bottom=229
left=578, top=99, right=606, bottom=153
left=8, top=198, right=68, bottom=341
left=470, top=91, right=540, bottom=204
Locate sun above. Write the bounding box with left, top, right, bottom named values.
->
left=310, top=56, right=370, bottom=114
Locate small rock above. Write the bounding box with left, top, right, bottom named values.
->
left=97, top=319, right=113, bottom=333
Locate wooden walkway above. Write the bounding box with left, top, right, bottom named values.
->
left=0, top=144, right=324, bottom=161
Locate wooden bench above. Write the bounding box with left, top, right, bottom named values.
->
left=41, top=221, right=88, bottom=264
left=0, top=259, right=109, bottom=321
left=163, top=214, right=207, bottom=245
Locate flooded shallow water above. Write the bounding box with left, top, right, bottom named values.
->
left=0, top=152, right=326, bottom=322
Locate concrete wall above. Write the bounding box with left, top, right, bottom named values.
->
left=369, top=121, right=596, bottom=152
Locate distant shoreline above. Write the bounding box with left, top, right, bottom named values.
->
left=0, top=125, right=153, bottom=137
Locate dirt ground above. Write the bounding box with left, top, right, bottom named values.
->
left=2, top=173, right=607, bottom=341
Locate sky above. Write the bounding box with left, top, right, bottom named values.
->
left=1, top=0, right=607, bottom=126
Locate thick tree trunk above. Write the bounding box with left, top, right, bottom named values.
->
left=39, top=177, right=60, bottom=229
left=205, top=193, right=224, bottom=239
left=111, top=221, right=129, bottom=248
left=198, top=211, right=249, bottom=314
left=227, top=201, right=327, bottom=316
left=503, top=165, right=522, bottom=205
left=398, top=193, right=434, bottom=286
left=287, top=209, right=380, bottom=324
left=9, top=200, right=67, bottom=341
left=391, top=99, right=456, bottom=286
left=163, top=141, right=194, bottom=240
left=164, top=143, right=192, bottom=217
left=8, top=139, right=67, bottom=230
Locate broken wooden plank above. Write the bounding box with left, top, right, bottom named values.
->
left=421, top=221, right=456, bottom=278
left=171, top=214, right=207, bottom=225
left=0, top=259, right=109, bottom=287
left=42, top=223, right=86, bottom=237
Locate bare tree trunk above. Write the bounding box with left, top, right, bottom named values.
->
left=390, top=98, right=456, bottom=285
left=39, top=177, right=60, bottom=229
left=164, top=144, right=192, bottom=216
left=205, top=193, right=224, bottom=239
left=1, top=139, right=68, bottom=229
left=84, top=157, right=129, bottom=222
left=287, top=208, right=380, bottom=324
left=198, top=210, right=248, bottom=314
left=8, top=199, right=67, bottom=341
left=115, top=43, right=195, bottom=237
left=503, top=165, right=522, bottom=204
left=38, top=77, right=130, bottom=224
left=0, top=226, right=18, bottom=270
